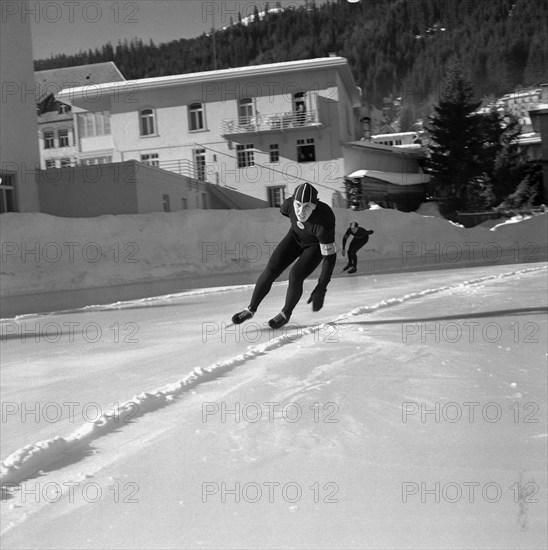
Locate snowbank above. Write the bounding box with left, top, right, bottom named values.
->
left=0, top=209, right=546, bottom=296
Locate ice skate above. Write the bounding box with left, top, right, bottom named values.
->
left=268, top=312, right=289, bottom=329
left=231, top=308, right=254, bottom=324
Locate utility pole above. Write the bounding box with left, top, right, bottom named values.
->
left=212, top=27, right=217, bottom=70
left=211, top=10, right=217, bottom=70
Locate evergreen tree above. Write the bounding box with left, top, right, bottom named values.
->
left=497, top=162, right=544, bottom=210
left=487, top=113, right=523, bottom=203
left=425, top=58, right=482, bottom=216
left=34, top=0, right=545, bottom=110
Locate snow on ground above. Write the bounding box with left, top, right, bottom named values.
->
left=1, top=208, right=546, bottom=297
left=0, top=207, right=547, bottom=549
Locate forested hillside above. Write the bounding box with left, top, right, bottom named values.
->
left=35, top=0, right=547, bottom=114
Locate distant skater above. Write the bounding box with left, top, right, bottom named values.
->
left=341, top=222, right=374, bottom=274
left=231, top=182, right=337, bottom=329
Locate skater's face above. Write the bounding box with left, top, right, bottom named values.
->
left=293, top=200, right=316, bottom=222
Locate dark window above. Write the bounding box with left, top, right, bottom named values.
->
left=297, top=138, right=315, bottom=162
left=44, top=131, right=55, bottom=149
left=0, top=173, right=16, bottom=213
left=193, top=148, right=206, bottom=181
left=58, top=129, right=69, bottom=147
left=237, top=144, right=254, bottom=168
left=268, top=186, right=285, bottom=207
left=270, top=143, right=279, bottom=163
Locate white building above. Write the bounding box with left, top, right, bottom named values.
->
left=497, top=87, right=544, bottom=132
left=478, top=86, right=544, bottom=133
left=36, top=62, right=126, bottom=169
left=56, top=57, right=363, bottom=207
left=371, top=131, right=421, bottom=147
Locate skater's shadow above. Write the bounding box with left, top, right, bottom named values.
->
left=337, top=306, right=547, bottom=327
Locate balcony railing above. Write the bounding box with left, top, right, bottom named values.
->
left=138, top=158, right=209, bottom=190
left=221, top=110, right=321, bottom=135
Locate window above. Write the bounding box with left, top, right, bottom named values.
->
left=238, top=98, right=254, bottom=127
left=60, top=158, right=71, bottom=167
left=141, top=153, right=159, bottom=167
left=294, top=92, right=306, bottom=125
left=77, top=111, right=111, bottom=138
left=0, top=172, right=16, bottom=213
left=45, top=159, right=56, bottom=168
left=181, top=198, right=188, bottom=209
left=268, top=186, right=285, bottom=208
left=58, top=103, right=70, bottom=114
left=236, top=144, right=254, bottom=168
left=270, top=143, right=279, bottom=163
left=297, top=138, right=315, bottom=162
left=188, top=103, right=205, bottom=131
left=193, top=148, right=206, bottom=181
left=140, top=108, right=156, bottom=136
left=162, top=194, right=171, bottom=212
left=81, top=156, right=112, bottom=165
left=58, top=129, right=69, bottom=147
left=44, top=130, right=55, bottom=149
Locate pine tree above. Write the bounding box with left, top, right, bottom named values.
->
left=426, top=58, right=483, bottom=217
left=33, top=0, right=545, bottom=120
left=487, top=113, right=523, bottom=203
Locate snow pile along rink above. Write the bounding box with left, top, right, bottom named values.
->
left=1, top=209, right=546, bottom=296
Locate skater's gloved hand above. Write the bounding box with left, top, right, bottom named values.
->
left=307, top=283, right=327, bottom=312
left=341, top=249, right=346, bottom=256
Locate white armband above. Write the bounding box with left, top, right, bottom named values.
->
left=320, top=242, right=337, bottom=256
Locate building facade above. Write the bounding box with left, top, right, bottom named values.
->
left=0, top=0, right=40, bottom=213
left=37, top=160, right=267, bottom=217
left=496, top=87, right=544, bottom=132
left=35, top=62, right=126, bottom=169
left=56, top=57, right=363, bottom=207
left=342, top=140, right=429, bottom=211
left=528, top=84, right=548, bottom=203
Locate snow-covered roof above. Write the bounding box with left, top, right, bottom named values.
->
left=347, top=169, right=430, bottom=186
left=35, top=62, right=125, bottom=103
left=57, top=57, right=360, bottom=106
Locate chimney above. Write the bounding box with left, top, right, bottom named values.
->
left=541, top=83, right=548, bottom=103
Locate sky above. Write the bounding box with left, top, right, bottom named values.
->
left=0, top=206, right=546, bottom=548
left=23, top=0, right=318, bottom=60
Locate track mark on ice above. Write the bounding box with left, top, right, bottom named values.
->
left=1, top=282, right=263, bottom=321
left=333, top=264, right=547, bottom=322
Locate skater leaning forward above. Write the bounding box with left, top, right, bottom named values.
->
left=232, top=182, right=337, bottom=329
left=341, top=222, right=374, bottom=274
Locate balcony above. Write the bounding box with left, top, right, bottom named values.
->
left=221, top=110, right=322, bottom=136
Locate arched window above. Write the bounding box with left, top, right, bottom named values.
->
left=140, top=108, right=156, bottom=136
left=188, top=103, right=205, bottom=131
